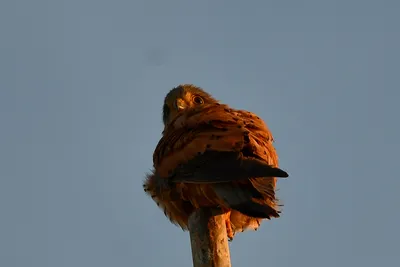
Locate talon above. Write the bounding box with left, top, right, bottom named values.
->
left=223, top=210, right=234, bottom=240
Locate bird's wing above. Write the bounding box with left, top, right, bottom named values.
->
left=233, top=109, right=282, bottom=203
left=153, top=103, right=288, bottom=181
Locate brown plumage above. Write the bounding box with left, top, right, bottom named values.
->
left=143, top=84, right=289, bottom=240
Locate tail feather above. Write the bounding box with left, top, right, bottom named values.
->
left=212, top=183, right=279, bottom=219
left=229, top=202, right=280, bottom=219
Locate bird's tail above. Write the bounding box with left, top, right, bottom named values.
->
left=212, top=183, right=280, bottom=219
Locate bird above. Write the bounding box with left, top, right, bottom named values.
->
left=143, top=84, right=289, bottom=240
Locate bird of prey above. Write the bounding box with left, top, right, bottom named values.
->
left=143, top=84, right=289, bottom=240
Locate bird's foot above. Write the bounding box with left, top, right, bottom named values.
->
left=223, top=210, right=234, bottom=241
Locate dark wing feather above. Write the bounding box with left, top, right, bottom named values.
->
left=171, top=150, right=287, bottom=183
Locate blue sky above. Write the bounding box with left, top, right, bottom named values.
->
left=1, top=0, right=399, bottom=266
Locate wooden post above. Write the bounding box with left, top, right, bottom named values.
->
left=188, top=208, right=232, bottom=267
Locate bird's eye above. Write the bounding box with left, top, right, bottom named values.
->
left=193, top=96, right=204, bottom=105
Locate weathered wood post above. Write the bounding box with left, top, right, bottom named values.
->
left=188, top=207, right=232, bottom=267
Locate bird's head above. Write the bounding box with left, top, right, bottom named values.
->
left=162, top=84, right=219, bottom=126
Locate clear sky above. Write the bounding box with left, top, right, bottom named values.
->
left=1, top=0, right=399, bottom=266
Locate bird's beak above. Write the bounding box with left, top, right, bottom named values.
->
left=176, top=98, right=187, bottom=111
